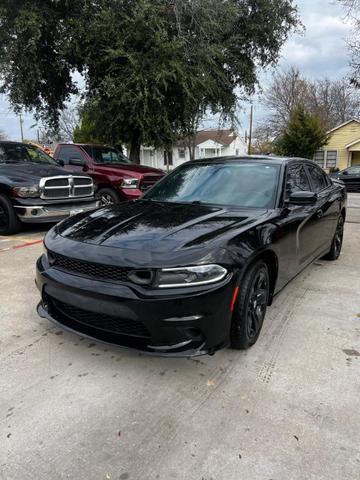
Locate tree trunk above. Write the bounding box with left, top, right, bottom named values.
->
left=129, top=135, right=141, bottom=164
left=187, top=136, right=196, bottom=160
left=164, top=149, right=173, bottom=173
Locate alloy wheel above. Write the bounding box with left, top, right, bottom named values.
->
left=100, top=194, right=115, bottom=206
left=334, top=216, right=344, bottom=258
left=246, top=269, right=269, bottom=339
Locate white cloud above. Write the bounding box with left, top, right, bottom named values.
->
left=277, top=2, right=354, bottom=78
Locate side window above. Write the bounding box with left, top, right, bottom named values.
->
left=178, top=147, right=186, bottom=159
left=286, top=164, right=311, bottom=197
left=346, top=167, right=360, bottom=175
left=307, top=165, right=328, bottom=192
left=58, top=146, right=83, bottom=164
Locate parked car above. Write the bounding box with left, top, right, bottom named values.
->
left=53, top=143, right=165, bottom=205
left=330, top=165, right=360, bottom=192
left=0, top=141, right=98, bottom=235
left=36, top=157, right=346, bottom=357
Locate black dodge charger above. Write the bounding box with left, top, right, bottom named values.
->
left=36, top=157, right=347, bottom=356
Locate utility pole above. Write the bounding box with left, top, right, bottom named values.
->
left=247, top=104, right=253, bottom=155
left=19, top=113, right=24, bottom=142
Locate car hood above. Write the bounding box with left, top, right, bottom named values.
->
left=55, top=201, right=268, bottom=253
left=93, top=163, right=164, bottom=177
left=0, top=163, right=77, bottom=184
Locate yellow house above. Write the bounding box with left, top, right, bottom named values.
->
left=314, top=119, right=360, bottom=171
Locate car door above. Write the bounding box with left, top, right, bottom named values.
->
left=275, top=163, right=322, bottom=284
left=306, top=164, right=339, bottom=255
left=57, top=146, right=87, bottom=173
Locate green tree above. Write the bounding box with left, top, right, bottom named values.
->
left=275, top=106, right=328, bottom=159
left=0, top=0, right=299, bottom=163
left=73, top=107, right=103, bottom=144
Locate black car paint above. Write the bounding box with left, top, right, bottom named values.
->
left=36, top=157, right=346, bottom=356
left=330, top=167, right=360, bottom=192
left=0, top=163, right=71, bottom=194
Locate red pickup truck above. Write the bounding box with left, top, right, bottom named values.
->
left=53, top=144, right=165, bottom=205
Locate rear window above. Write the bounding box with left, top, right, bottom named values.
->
left=83, top=146, right=131, bottom=165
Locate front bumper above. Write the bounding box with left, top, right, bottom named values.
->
left=36, top=255, right=236, bottom=357
left=14, top=200, right=100, bottom=223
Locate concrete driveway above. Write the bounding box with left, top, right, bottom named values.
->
left=1, top=197, right=360, bottom=480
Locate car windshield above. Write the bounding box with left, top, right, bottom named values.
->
left=0, top=143, right=57, bottom=165
left=144, top=162, right=280, bottom=208
left=345, top=166, right=360, bottom=174
left=84, top=146, right=132, bottom=165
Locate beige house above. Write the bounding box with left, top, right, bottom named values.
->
left=314, top=119, right=360, bottom=170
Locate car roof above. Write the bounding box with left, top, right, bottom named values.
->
left=187, top=155, right=311, bottom=166
left=58, top=143, right=108, bottom=147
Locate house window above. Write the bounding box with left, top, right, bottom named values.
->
left=236, top=149, right=239, bottom=156
left=313, top=150, right=325, bottom=168
left=326, top=150, right=337, bottom=168
left=150, top=150, right=154, bottom=157
left=164, top=151, right=173, bottom=166
left=178, top=147, right=186, bottom=159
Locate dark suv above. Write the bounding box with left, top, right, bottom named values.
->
left=54, top=144, right=165, bottom=205
left=0, top=142, right=97, bottom=235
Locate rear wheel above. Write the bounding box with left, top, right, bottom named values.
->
left=97, top=187, right=121, bottom=206
left=231, top=261, right=270, bottom=350
left=323, top=215, right=344, bottom=261
left=0, top=194, right=22, bottom=235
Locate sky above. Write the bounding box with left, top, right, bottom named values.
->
left=0, top=0, right=355, bottom=141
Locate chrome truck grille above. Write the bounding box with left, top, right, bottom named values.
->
left=39, top=176, right=94, bottom=200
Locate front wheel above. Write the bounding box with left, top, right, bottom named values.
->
left=0, top=194, right=22, bottom=235
left=230, top=261, right=270, bottom=350
left=97, top=187, right=121, bottom=206
left=323, top=215, right=345, bottom=261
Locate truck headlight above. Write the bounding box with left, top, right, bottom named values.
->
left=12, top=185, right=40, bottom=198
left=157, top=265, right=228, bottom=288
left=121, top=178, right=139, bottom=189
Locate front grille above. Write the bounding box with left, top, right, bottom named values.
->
left=40, top=176, right=94, bottom=200
left=140, top=175, right=163, bottom=192
left=50, top=252, right=132, bottom=283
left=52, top=298, right=151, bottom=338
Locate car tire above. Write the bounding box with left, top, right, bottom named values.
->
left=0, top=194, right=22, bottom=235
left=230, top=260, right=270, bottom=350
left=323, top=214, right=345, bottom=261
left=97, top=187, right=121, bottom=206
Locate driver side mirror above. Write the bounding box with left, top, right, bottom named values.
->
left=69, top=158, right=85, bottom=167
left=342, top=170, right=349, bottom=175
left=286, top=191, right=318, bottom=206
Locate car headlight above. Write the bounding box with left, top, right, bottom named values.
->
left=121, top=178, right=139, bottom=189
left=12, top=185, right=40, bottom=198
left=157, top=264, right=228, bottom=288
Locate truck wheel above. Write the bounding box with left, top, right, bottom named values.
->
left=97, top=188, right=121, bottom=206
left=230, top=261, right=269, bottom=350
left=0, top=194, right=22, bottom=235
